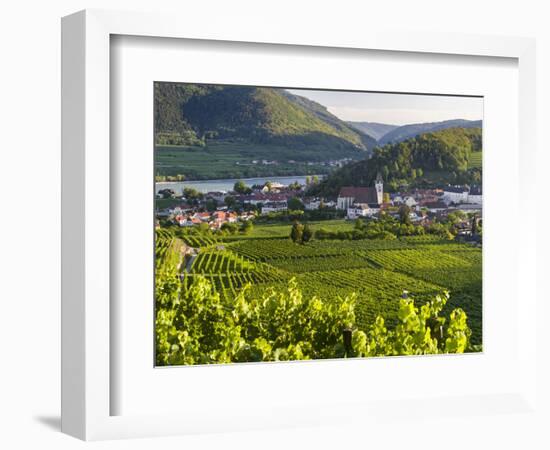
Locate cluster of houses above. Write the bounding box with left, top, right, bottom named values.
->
left=160, top=207, right=255, bottom=230
left=334, top=176, right=482, bottom=222
left=156, top=173, right=482, bottom=232
left=156, top=181, right=305, bottom=229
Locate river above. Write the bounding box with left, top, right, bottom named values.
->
left=155, top=175, right=323, bottom=194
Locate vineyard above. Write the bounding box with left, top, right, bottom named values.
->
left=156, top=221, right=482, bottom=344
left=469, top=151, right=483, bottom=169
left=155, top=229, right=183, bottom=272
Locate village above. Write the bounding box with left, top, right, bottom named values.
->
left=156, top=175, right=482, bottom=238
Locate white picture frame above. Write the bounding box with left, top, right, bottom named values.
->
left=61, top=9, right=538, bottom=441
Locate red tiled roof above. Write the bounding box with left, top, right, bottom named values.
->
left=338, top=187, right=379, bottom=204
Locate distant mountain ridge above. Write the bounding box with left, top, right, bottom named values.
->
left=155, top=83, right=377, bottom=156
left=347, top=121, right=399, bottom=141
left=378, top=119, right=482, bottom=145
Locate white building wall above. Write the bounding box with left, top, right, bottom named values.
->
left=337, top=197, right=353, bottom=210
left=305, top=201, right=320, bottom=210
left=261, top=205, right=287, bottom=214
left=347, top=206, right=378, bottom=219
left=347, top=207, right=365, bottom=219
left=467, top=194, right=482, bottom=204
left=442, top=191, right=469, bottom=205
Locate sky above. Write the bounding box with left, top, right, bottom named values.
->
left=285, top=88, right=483, bottom=126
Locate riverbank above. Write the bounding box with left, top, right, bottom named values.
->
left=156, top=175, right=325, bottom=194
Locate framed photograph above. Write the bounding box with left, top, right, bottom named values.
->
left=152, top=81, right=484, bottom=368
left=62, top=9, right=537, bottom=440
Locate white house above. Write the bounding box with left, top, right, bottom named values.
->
left=467, top=186, right=482, bottom=204
left=392, top=195, right=403, bottom=205
left=261, top=182, right=285, bottom=193
left=402, top=196, right=417, bottom=207
left=442, top=186, right=469, bottom=205
left=347, top=203, right=380, bottom=219
left=443, top=185, right=483, bottom=205
left=205, top=191, right=227, bottom=203
left=305, top=200, right=321, bottom=210
left=170, top=205, right=192, bottom=216
left=261, top=201, right=288, bottom=214
left=174, top=215, right=194, bottom=227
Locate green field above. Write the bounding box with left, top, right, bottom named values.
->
left=156, top=221, right=482, bottom=344
left=155, top=141, right=364, bottom=180
left=222, top=219, right=354, bottom=241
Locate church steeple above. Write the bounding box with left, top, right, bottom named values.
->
left=375, top=173, right=383, bottom=204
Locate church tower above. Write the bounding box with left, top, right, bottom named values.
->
left=375, top=173, right=383, bottom=204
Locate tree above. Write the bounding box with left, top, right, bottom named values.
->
left=290, top=221, right=304, bottom=243
left=221, top=222, right=238, bottom=234
left=183, top=187, right=203, bottom=205
left=287, top=197, right=304, bottom=211
left=205, top=198, right=218, bottom=212
left=158, top=188, right=176, bottom=199
left=233, top=180, right=251, bottom=194
left=288, top=181, right=302, bottom=191
left=224, top=195, right=236, bottom=208
left=448, top=210, right=466, bottom=223
left=471, top=213, right=479, bottom=235
left=240, top=220, right=254, bottom=235
left=426, top=222, right=454, bottom=240
left=302, top=224, right=313, bottom=243
left=398, top=204, right=412, bottom=225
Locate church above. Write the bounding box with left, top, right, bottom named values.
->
left=336, top=174, right=384, bottom=210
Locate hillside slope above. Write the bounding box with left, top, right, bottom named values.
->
left=310, top=127, right=482, bottom=196
left=378, top=119, right=482, bottom=145
left=280, top=91, right=378, bottom=149
left=155, top=83, right=376, bottom=154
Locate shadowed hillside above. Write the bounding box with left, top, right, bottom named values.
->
left=155, top=83, right=377, bottom=154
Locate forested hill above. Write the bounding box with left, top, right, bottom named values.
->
left=309, top=126, right=482, bottom=196
left=154, top=83, right=377, bottom=154
left=378, top=119, right=482, bottom=145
